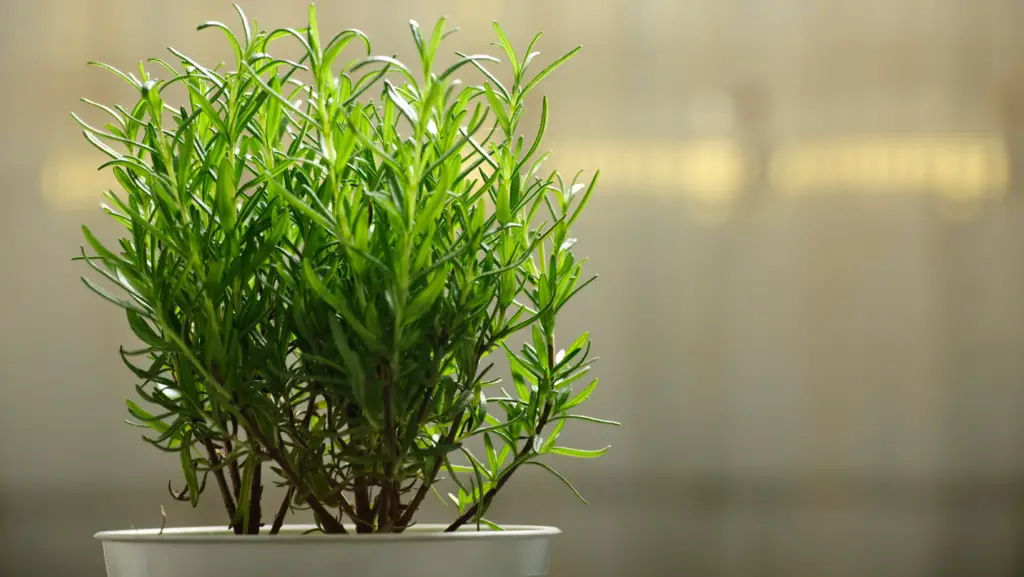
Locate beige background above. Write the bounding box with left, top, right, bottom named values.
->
left=5, top=0, right=1024, bottom=575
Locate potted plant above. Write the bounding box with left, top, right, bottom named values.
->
left=75, top=5, right=614, bottom=577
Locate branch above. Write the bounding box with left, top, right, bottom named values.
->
left=270, top=487, right=294, bottom=535
left=395, top=411, right=464, bottom=530
left=444, top=402, right=552, bottom=532
left=378, top=366, right=399, bottom=532
left=446, top=334, right=562, bottom=530
left=352, top=471, right=374, bottom=532
left=200, top=437, right=238, bottom=531
left=247, top=421, right=347, bottom=534
left=337, top=492, right=364, bottom=531
left=246, top=452, right=263, bottom=534
left=222, top=436, right=243, bottom=500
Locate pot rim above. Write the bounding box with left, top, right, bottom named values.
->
left=95, top=524, right=560, bottom=543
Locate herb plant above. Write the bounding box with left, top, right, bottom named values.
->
left=75, top=5, right=614, bottom=534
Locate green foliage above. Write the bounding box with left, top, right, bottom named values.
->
left=75, top=5, right=615, bottom=534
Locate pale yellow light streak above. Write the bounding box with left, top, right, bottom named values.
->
left=768, top=136, right=1008, bottom=200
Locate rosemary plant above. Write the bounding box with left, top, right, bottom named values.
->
left=76, top=5, right=614, bottom=534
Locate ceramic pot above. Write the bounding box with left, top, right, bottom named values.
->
left=96, top=524, right=559, bottom=577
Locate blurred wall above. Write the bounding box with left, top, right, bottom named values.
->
left=4, top=0, right=1024, bottom=576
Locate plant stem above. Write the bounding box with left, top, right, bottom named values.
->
left=246, top=453, right=263, bottom=534
left=200, top=437, right=238, bottom=530
left=396, top=411, right=464, bottom=530
left=379, top=367, right=398, bottom=532
left=247, top=422, right=347, bottom=534
left=222, top=436, right=243, bottom=499
left=304, top=484, right=346, bottom=533
left=344, top=398, right=376, bottom=532
left=270, top=487, right=294, bottom=535
left=445, top=462, right=516, bottom=532
left=352, top=472, right=373, bottom=532
left=444, top=402, right=552, bottom=532
left=336, top=492, right=362, bottom=530
left=446, top=333, right=559, bottom=532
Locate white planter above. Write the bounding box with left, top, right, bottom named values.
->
left=96, top=524, right=559, bottom=577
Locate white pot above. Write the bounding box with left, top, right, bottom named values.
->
left=96, top=524, right=559, bottom=577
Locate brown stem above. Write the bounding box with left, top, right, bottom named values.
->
left=167, top=480, right=190, bottom=502
left=396, top=388, right=434, bottom=462
left=270, top=487, right=294, bottom=535
left=385, top=379, right=438, bottom=531
left=306, top=494, right=346, bottom=533
left=336, top=493, right=361, bottom=530
left=222, top=437, right=243, bottom=500
left=353, top=473, right=373, bottom=533
left=344, top=395, right=375, bottom=532
left=390, top=480, right=402, bottom=525
left=379, top=486, right=393, bottom=531
left=396, top=411, right=464, bottom=530
left=301, top=393, right=317, bottom=429
left=200, top=438, right=238, bottom=531
left=375, top=480, right=402, bottom=532
left=246, top=455, right=263, bottom=534
left=445, top=462, right=517, bottom=532
left=444, top=403, right=553, bottom=532
left=378, top=368, right=399, bottom=532
left=247, top=423, right=347, bottom=534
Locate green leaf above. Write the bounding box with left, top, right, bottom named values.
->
left=196, top=21, right=244, bottom=63
left=541, top=418, right=565, bottom=452
left=479, top=518, right=505, bottom=531
left=408, top=19, right=425, bottom=56
left=301, top=260, right=381, bottom=352
left=182, top=80, right=229, bottom=135
left=179, top=429, right=200, bottom=507
left=516, top=96, right=548, bottom=172
left=126, top=310, right=164, bottom=347
left=560, top=378, right=597, bottom=410
left=484, top=433, right=498, bottom=476
left=461, top=448, right=489, bottom=519
left=443, top=457, right=471, bottom=494
left=307, top=4, right=322, bottom=59
left=322, top=29, right=372, bottom=69
left=425, top=17, right=447, bottom=69
left=81, top=225, right=129, bottom=267
left=81, top=276, right=150, bottom=316
left=546, top=445, right=610, bottom=459
left=126, top=399, right=170, bottom=434
left=215, top=157, right=237, bottom=230
left=437, top=54, right=501, bottom=82
left=88, top=61, right=141, bottom=88
left=526, top=461, right=588, bottom=504
left=239, top=61, right=318, bottom=126
left=327, top=315, right=369, bottom=411
left=549, top=414, right=621, bottom=427
left=235, top=454, right=256, bottom=528
left=406, top=267, right=448, bottom=321
left=522, top=46, right=581, bottom=96
left=233, top=4, right=252, bottom=46
left=384, top=81, right=419, bottom=125
left=349, top=55, right=417, bottom=85
left=491, top=22, right=519, bottom=78
left=483, top=83, right=510, bottom=135
left=531, top=325, right=546, bottom=365
left=509, top=356, right=531, bottom=401
left=566, top=332, right=589, bottom=356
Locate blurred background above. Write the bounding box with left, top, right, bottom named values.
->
left=4, top=0, right=1024, bottom=575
